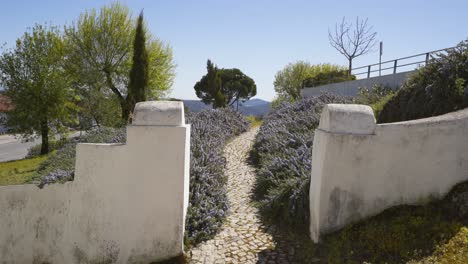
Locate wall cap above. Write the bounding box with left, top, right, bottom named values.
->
left=133, top=101, right=185, bottom=126
left=319, top=104, right=376, bottom=135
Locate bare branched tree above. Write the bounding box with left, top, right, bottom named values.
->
left=328, top=17, right=377, bottom=78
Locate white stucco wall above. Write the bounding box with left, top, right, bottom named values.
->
left=310, top=104, right=468, bottom=242
left=301, top=71, right=414, bottom=97
left=0, top=101, right=190, bottom=263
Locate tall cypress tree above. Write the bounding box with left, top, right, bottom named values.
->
left=128, top=10, right=149, bottom=118
left=195, top=60, right=226, bottom=108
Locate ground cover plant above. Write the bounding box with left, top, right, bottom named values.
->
left=275, top=181, right=468, bottom=263
left=251, top=93, right=350, bottom=230
left=185, top=108, right=249, bottom=245
left=0, top=155, right=50, bottom=185
left=378, top=39, right=468, bottom=123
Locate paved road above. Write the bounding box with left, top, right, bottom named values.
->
left=0, top=132, right=82, bottom=162
left=0, top=135, right=40, bottom=162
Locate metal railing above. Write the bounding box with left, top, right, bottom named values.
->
left=351, top=46, right=456, bottom=78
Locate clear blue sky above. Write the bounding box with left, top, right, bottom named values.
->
left=1, top=0, right=466, bottom=101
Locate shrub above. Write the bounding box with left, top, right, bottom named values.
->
left=26, top=138, right=70, bottom=158
left=378, top=39, right=468, bottom=123
left=185, top=108, right=249, bottom=245
left=355, top=84, right=395, bottom=105
left=354, top=84, right=396, bottom=120
left=303, top=70, right=356, bottom=88
left=251, top=93, right=351, bottom=230
left=371, top=92, right=395, bottom=120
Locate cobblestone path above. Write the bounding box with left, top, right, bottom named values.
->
left=188, top=128, right=298, bottom=264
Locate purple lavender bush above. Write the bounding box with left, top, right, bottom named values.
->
left=185, top=108, right=249, bottom=245
left=251, top=93, right=350, bottom=230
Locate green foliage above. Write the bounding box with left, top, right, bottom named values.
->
left=355, top=84, right=395, bottom=105
left=194, top=60, right=257, bottom=108
left=219, top=68, right=257, bottom=108
left=0, top=155, right=50, bottom=185
left=26, top=139, right=70, bottom=158
left=354, top=84, right=395, bottom=119
left=246, top=115, right=263, bottom=128
left=378, top=39, right=468, bottom=123
left=273, top=62, right=349, bottom=101
left=196, top=60, right=225, bottom=108
left=0, top=24, right=77, bottom=154
left=410, top=227, right=468, bottom=264
left=127, top=11, right=149, bottom=113
left=303, top=69, right=355, bottom=88
left=65, top=2, right=176, bottom=122
left=75, top=89, right=123, bottom=129
left=371, top=92, right=395, bottom=120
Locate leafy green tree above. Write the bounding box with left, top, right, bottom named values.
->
left=75, top=88, right=122, bottom=129
left=219, top=68, right=257, bottom=109
left=0, top=24, right=76, bottom=154
left=195, top=60, right=257, bottom=108
left=273, top=61, right=349, bottom=101
left=195, top=60, right=224, bottom=108
left=128, top=11, right=149, bottom=114
left=65, top=2, right=175, bottom=123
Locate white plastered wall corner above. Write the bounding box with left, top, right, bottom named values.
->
left=0, top=101, right=190, bottom=263
left=310, top=104, right=468, bottom=242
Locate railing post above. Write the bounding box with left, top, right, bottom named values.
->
left=425, top=53, right=430, bottom=64
left=367, top=65, right=371, bottom=78
left=393, top=60, right=398, bottom=74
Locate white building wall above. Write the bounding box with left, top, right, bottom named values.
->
left=0, top=101, right=190, bottom=263
left=310, top=104, right=468, bottom=242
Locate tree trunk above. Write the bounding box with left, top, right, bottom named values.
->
left=40, top=119, right=49, bottom=155
left=104, top=70, right=130, bottom=123
left=348, top=59, right=353, bottom=80
left=121, top=104, right=130, bottom=124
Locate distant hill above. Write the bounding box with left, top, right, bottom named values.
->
left=181, top=98, right=271, bottom=117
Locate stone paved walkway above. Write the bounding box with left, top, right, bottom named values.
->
left=188, top=128, right=298, bottom=264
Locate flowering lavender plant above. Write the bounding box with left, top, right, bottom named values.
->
left=251, top=93, right=350, bottom=229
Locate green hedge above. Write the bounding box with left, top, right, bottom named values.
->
left=378, top=40, right=468, bottom=123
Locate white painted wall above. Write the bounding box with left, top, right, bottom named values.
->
left=301, top=71, right=414, bottom=97
left=0, top=101, right=190, bottom=263
left=310, top=104, right=468, bottom=242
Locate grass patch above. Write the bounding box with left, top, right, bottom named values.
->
left=409, top=227, right=468, bottom=264
left=246, top=115, right=263, bottom=128
left=0, top=154, right=50, bottom=185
